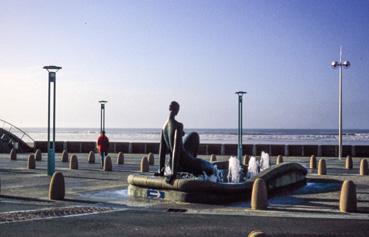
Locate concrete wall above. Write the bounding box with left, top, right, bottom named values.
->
left=2, top=141, right=368, bottom=157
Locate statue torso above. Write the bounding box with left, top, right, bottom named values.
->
left=162, top=117, right=183, bottom=154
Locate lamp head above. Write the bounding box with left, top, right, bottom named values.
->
left=331, top=61, right=339, bottom=69
left=343, top=61, right=351, bottom=68
left=43, top=65, right=62, bottom=72
left=235, top=91, right=247, bottom=95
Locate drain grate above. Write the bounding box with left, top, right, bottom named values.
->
left=0, top=206, right=113, bottom=224
left=167, top=208, right=187, bottom=213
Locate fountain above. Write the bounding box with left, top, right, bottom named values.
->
left=128, top=102, right=307, bottom=203
left=128, top=154, right=307, bottom=203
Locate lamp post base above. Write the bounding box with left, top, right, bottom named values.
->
left=47, top=147, right=55, bottom=176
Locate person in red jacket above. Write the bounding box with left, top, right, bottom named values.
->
left=97, top=130, right=109, bottom=168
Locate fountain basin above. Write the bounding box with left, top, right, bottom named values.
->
left=128, top=162, right=307, bottom=203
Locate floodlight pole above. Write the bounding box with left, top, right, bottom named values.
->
left=99, top=101, right=107, bottom=132
left=331, top=47, right=350, bottom=160
left=236, top=91, right=246, bottom=163
left=43, top=65, right=62, bottom=176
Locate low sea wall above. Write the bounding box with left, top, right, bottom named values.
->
left=11, top=141, right=367, bottom=157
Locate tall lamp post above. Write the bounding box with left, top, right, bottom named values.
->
left=99, top=100, right=107, bottom=132
left=235, top=91, right=247, bottom=163
left=43, top=65, right=62, bottom=176
left=331, top=47, right=350, bottom=160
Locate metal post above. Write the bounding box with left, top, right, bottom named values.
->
left=50, top=72, right=55, bottom=176
left=239, top=96, right=242, bottom=155
left=102, top=104, right=105, bottom=131
left=53, top=72, right=56, bottom=160
left=47, top=74, right=51, bottom=175
left=100, top=104, right=103, bottom=132
left=331, top=47, right=350, bottom=160
left=44, top=66, right=62, bottom=176
left=235, top=91, right=246, bottom=163
left=99, top=101, right=107, bottom=132
left=338, top=59, right=343, bottom=160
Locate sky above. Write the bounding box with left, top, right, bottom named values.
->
left=1, top=0, right=369, bottom=129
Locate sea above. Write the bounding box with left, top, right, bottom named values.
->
left=20, top=128, right=369, bottom=145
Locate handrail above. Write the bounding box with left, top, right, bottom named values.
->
left=0, top=118, right=35, bottom=145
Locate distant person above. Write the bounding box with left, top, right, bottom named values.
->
left=97, top=130, right=109, bottom=168
left=156, top=101, right=215, bottom=182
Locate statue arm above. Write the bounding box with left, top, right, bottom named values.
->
left=171, top=128, right=182, bottom=176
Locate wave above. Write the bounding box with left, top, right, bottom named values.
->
left=19, top=128, right=369, bottom=145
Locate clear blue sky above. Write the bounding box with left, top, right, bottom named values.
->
left=1, top=0, right=369, bottom=129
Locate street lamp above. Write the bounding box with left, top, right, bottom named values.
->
left=99, top=100, right=108, bottom=132
left=331, top=47, right=350, bottom=160
left=235, top=91, right=247, bottom=163
left=43, top=65, right=62, bottom=176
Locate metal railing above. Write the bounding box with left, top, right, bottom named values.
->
left=0, top=118, right=35, bottom=147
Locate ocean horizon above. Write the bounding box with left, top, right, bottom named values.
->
left=16, top=128, right=369, bottom=145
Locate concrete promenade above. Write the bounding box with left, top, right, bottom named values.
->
left=1, top=153, right=369, bottom=236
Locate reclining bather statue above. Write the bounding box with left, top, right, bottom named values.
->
left=155, top=101, right=216, bottom=182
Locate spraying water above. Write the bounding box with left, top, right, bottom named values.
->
left=202, top=165, right=220, bottom=182
left=247, top=156, right=259, bottom=179
left=164, top=165, right=172, bottom=176
left=164, top=152, right=272, bottom=183
left=227, top=156, right=241, bottom=183
left=260, top=151, right=270, bottom=171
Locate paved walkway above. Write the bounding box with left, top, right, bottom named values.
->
left=1, top=153, right=369, bottom=236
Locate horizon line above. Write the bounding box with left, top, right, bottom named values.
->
left=19, top=127, right=369, bottom=130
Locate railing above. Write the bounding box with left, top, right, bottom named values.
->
left=0, top=118, right=35, bottom=147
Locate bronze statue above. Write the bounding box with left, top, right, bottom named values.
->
left=156, top=101, right=215, bottom=182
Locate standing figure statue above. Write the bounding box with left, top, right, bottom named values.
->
left=156, top=101, right=215, bottom=182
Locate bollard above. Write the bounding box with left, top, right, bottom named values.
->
left=103, top=155, right=112, bottom=171
left=49, top=171, right=65, bottom=200
left=309, top=155, right=317, bottom=169
left=276, top=155, right=283, bottom=165
left=117, top=152, right=124, bottom=165
left=243, top=155, right=250, bottom=166
left=140, top=156, right=149, bottom=172
left=69, top=154, right=78, bottom=170
left=251, top=178, right=268, bottom=210
left=35, top=149, right=42, bottom=161
left=10, top=148, right=16, bottom=160
left=61, top=150, right=68, bottom=162
left=345, top=155, right=353, bottom=170
left=88, top=151, right=95, bottom=164
left=360, top=159, right=368, bottom=176
left=318, top=159, right=327, bottom=175
left=248, top=230, right=266, bottom=237
left=210, top=154, right=217, bottom=162
left=148, top=152, right=155, bottom=165
left=27, top=154, right=36, bottom=169
left=339, top=180, right=357, bottom=213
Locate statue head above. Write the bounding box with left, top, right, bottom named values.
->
left=169, top=101, right=180, bottom=116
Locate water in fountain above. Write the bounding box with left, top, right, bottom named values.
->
left=163, top=156, right=247, bottom=183
left=164, top=165, right=172, bottom=176
left=227, top=156, right=241, bottom=183
left=247, top=156, right=259, bottom=179
left=214, top=165, right=224, bottom=182
left=164, top=164, right=221, bottom=182
left=260, top=151, right=270, bottom=172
